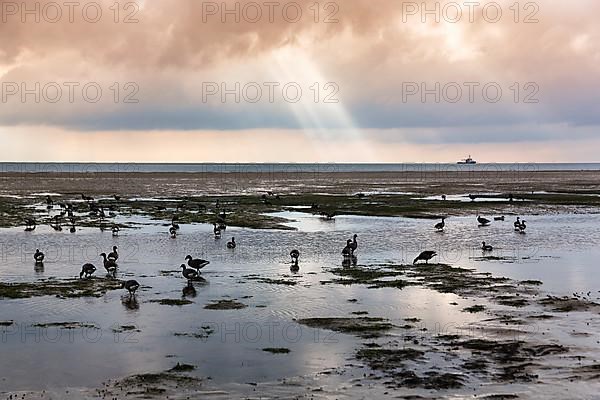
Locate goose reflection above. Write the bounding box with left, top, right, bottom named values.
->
left=342, top=255, right=358, bottom=268
left=182, top=282, right=197, bottom=298
left=121, top=295, right=140, bottom=311
left=34, top=262, right=44, bottom=275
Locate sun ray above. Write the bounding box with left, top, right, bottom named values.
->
left=268, top=46, right=376, bottom=161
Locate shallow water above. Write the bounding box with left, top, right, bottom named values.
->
left=270, top=211, right=600, bottom=294
left=1, top=209, right=600, bottom=396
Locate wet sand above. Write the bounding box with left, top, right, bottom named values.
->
left=1, top=170, right=600, bottom=229
left=2, top=170, right=600, bottom=197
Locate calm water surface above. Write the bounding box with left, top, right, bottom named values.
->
left=2, top=162, right=600, bottom=174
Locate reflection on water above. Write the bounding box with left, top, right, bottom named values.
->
left=342, top=255, right=358, bottom=268
left=33, top=262, right=45, bottom=275
left=182, top=282, right=198, bottom=298
left=1, top=211, right=600, bottom=394
left=121, top=295, right=140, bottom=311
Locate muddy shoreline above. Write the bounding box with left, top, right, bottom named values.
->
left=2, top=170, right=600, bottom=196
left=1, top=170, right=600, bottom=230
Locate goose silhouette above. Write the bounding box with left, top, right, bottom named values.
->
left=123, top=280, right=140, bottom=296
left=171, top=217, right=180, bottom=231
left=185, top=255, right=210, bottom=273
left=80, top=263, right=96, bottom=279
left=34, top=249, right=45, bottom=264
left=477, top=216, right=491, bottom=226
left=227, top=237, right=236, bottom=249
left=108, top=246, right=119, bottom=262
left=518, top=220, right=527, bottom=234
left=349, top=234, right=358, bottom=254
left=435, top=218, right=445, bottom=231
left=213, top=223, right=221, bottom=238
left=100, top=253, right=117, bottom=276
left=413, top=251, right=437, bottom=264
left=24, top=218, right=36, bottom=232
left=181, top=264, right=199, bottom=281
left=290, top=249, right=300, bottom=272
left=342, top=239, right=353, bottom=257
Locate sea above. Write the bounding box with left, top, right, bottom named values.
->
left=0, top=162, right=599, bottom=174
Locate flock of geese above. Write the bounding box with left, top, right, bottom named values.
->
left=26, top=196, right=244, bottom=299
left=26, top=194, right=530, bottom=299
left=168, top=215, right=236, bottom=249
left=423, top=215, right=528, bottom=261
left=24, top=195, right=122, bottom=235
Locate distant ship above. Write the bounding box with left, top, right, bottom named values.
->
left=457, top=155, right=477, bottom=164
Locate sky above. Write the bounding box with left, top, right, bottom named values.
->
left=0, top=0, right=598, bottom=162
